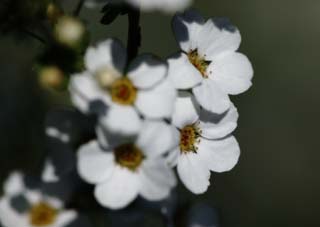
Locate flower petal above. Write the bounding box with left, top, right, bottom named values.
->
left=172, top=92, right=200, bottom=129
left=69, top=72, right=110, bottom=113
left=100, top=104, right=142, bottom=135
left=77, top=141, right=115, bottom=184
left=177, top=152, right=210, bottom=194
left=193, top=79, right=230, bottom=114
left=0, top=198, right=28, bottom=227
left=136, top=120, right=180, bottom=157
left=199, top=102, right=238, bottom=139
left=94, top=166, right=139, bottom=209
left=166, top=146, right=180, bottom=167
left=128, top=0, right=191, bottom=12
left=55, top=210, right=78, bottom=227
left=208, top=52, right=253, bottom=95
left=135, top=78, right=176, bottom=119
left=128, top=54, right=167, bottom=89
left=85, top=39, right=126, bottom=73
left=172, top=10, right=206, bottom=52
left=3, top=172, right=25, bottom=196
left=198, top=136, right=240, bottom=173
left=139, top=159, right=176, bottom=201
left=167, top=53, right=203, bottom=89
left=197, top=18, right=241, bottom=59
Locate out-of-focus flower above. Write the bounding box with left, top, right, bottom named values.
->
left=54, top=16, right=86, bottom=49
left=86, top=0, right=192, bottom=13
left=70, top=39, right=176, bottom=135
left=168, top=10, right=253, bottom=114
left=167, top=92, right=240, bottom=194
left=77, top=120, right=178, bottom=209
left=38, top=65, right=66, bottom=90
left=0, top=172, right=77, bottom=227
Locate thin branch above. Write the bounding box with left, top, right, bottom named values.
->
left=127, top=8, right=141, bottom=63
left=21, top=28, right=46, bottom=44
left=74, top=0, right=85, bottom=16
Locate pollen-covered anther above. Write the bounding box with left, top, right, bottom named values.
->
left=110, top=78, right=137, bottom=105
left=187, top=49, right=211, bottom=78
left=179, top=124, right=201, bottom=154
left=29, top=202, right=57, bottom=226
left=114, top=144, right=144, bottom=171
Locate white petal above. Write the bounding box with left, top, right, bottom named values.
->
left=167, top=53, right=203, bottom=89
left=198, top=136, right=240, bottom=173
left=85, top=39, right=126, bottom=73
left=197, top=18, right=241, bottom=59
left=25, top=190, right=42, bottom=205
left=136, top=120, right=180, bottom=157
left=0, top=198, right=28, bottom=227
left=128, top=54, right=167, bottom=89
left=44, top=196, right=63, bottom=210
left=193, top=79, right=230, bottom=114
left=172, top=10, right=206, bottom=52
left=94, top=166, right=140, bottom=209
left=42, top=160, right=59, bottom=183
left=139, top=159, right=176, bottom=201
left=172, top=92, right=199, bottom=129
left=100, top=104, right=142, bottom=135
left=54, top=210, right=77, bottom=227
left=135, top=78, right=176, bottom=119
left=69, top=72, right=110, bottom=113
left=3, top=171, right=25, bottom=196
left=177, top=152, right=210, bottom=194
left=166, top=147, right=180, bottom=167
left=208, top=52, right=253, bottom=95
left=199, top=102, right=238, bottom=139
left=77, top=141, right=115, bottom=184
left=128, top=0, right=191, bottom=12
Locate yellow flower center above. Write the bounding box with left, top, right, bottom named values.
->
left=29, top=202, right=57, bottom=226
left=180, top=124, right=201, bottom=153
left=114, top=144, right=144, bottom=171
left=187, top=49, right=211, bottom=78
left=110, top=78, right=137, bottom=105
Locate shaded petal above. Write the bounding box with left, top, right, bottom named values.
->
left=139, top=159, right=176, bottom=201
left=77, top=141, right=115, bottom=184
left=177, top=152, right=210, bottom=194
left=100, top=104, right=142, bottom=135
left=166, top=146, right=180, bottom=167
left=136, top=120, right=180, bottom=157
left=208, top=52, right=253, bottom=95
left=135, top=79, right=177, bottom=119
left=167, top=53, right=203, bottom=89
left=128, top=54, right=167, bottom=89
left=172, top=10, right=206, bottom=52
left=69, top=72, right=110, bottom=113
left=197, top=18, right=241, bottom=59
left=172, top=92, right=199, bottom=129
left=193, top=79, right=230, bottom=114
left=85, top=39, right=126, bottom=73
left=199, top=102, right=238, bottom=139
left=198, top=136, right=240, bottom=173
left=94, top=166, right=139, bottom=209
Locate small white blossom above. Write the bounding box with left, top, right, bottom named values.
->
left=70, top=39, right=176, bottom=135
left=168, top=10, right=253, bottom=114
left=167, top=92, right=240, bottom=194
left=77, top=120, right=178, bottom=209
left=0, top=172, right=77, bottom=227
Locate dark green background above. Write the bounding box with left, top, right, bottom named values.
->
left=1, top=0, right=319, bottom=226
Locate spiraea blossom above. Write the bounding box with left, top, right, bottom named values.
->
left=0, top=172, right=77, bottom=227
left=70, top=39, right=176, bottom=135
left=166, top=92, right=240, bottom=194
left=168, top=10, right=253, bottom=114
left=77, top=120, right=177, bottom=209
left=86, top=0, right=192, bottom=12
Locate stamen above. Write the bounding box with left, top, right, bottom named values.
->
left=110, top=78, right=137, bottom=105
left=187, top=49, right=211, bottom=78
left=179, top=123, right=201, bottom=154
left=29, top=202, right=57, bottom=226
left=114, top=144, right=144, bottom=171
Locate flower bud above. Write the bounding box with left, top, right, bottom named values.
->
left=46, top=2, right=64, bottom=23
left=39, top=66, right=66, bottom=90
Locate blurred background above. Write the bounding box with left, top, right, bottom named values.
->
left=1, top=0, right=320, bottom=227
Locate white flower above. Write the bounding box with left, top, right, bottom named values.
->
left=168, top=10, right=253, bottom=114
left=86, top=0, right=192, bottom=12
left=77, top=120, right=178, bottom=209
left=167, top=92, right=240, bottom=194
left=70, top=39, right=176, bottom=135
left=0, top=172, right=77, bottom=227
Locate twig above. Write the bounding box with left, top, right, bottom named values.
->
left=21, top=28, right=46, bottom=44
left=74, top=0, right=85, bottom=16
left=126, top=8, right=141, bottom=62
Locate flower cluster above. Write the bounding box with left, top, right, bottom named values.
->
left=0, top=0, right=253, bottom=226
